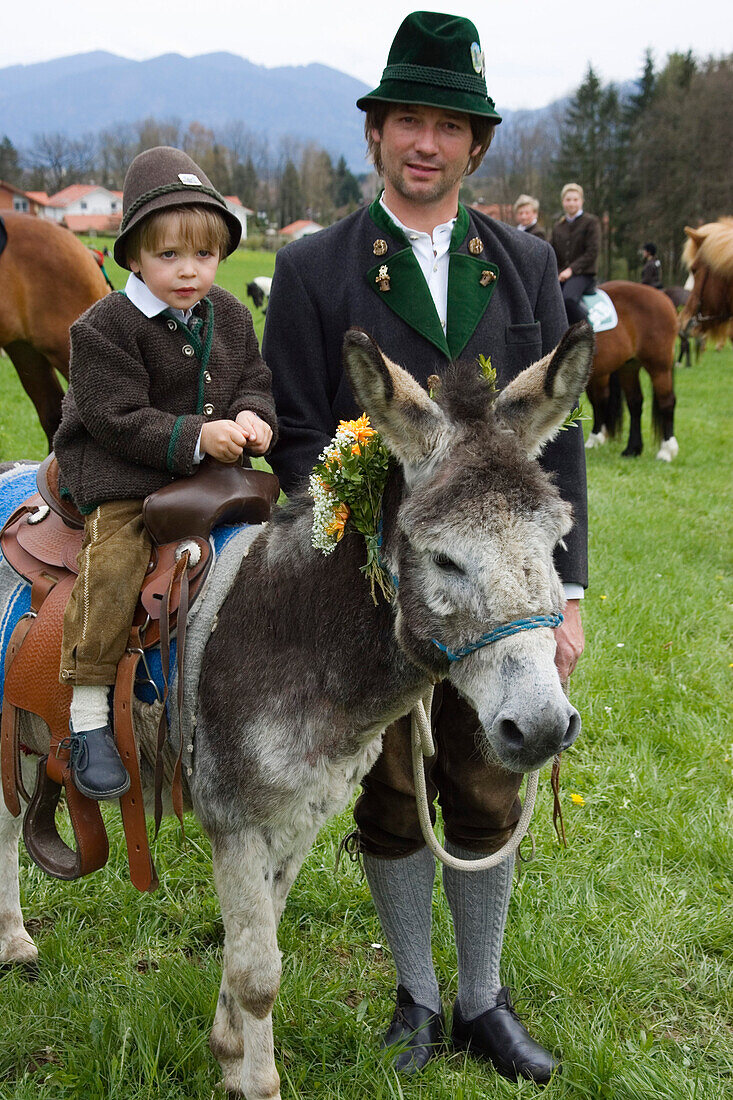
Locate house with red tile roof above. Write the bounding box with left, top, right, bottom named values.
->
left=0, top=180, right=47, bottom=216
left=224, top=195, right=254, bottom=241
left=280, top=218, right=323, bottom=240
left=44, top=183, right=123, bottom=233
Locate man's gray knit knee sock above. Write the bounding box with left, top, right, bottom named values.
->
left=442, top=843, right=515, bottom=1020
left=363, top=847, right=441, bottom=1012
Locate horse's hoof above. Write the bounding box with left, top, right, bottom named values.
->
left=621, top=448, right=641, bottom=458
left=585, top=430, right=607, bottom=449
left=656, top=437, right=679, bottom=462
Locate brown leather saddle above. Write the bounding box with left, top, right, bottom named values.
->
left=1, top=454, right=279, bottom=891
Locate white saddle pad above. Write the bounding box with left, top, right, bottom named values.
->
left=582, top=288, right=618, bottom=333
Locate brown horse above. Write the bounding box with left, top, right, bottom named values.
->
left=0, top=214, right=109, bottom=449
left=585, top=280, right=679, bottom=460
left=680, top=218, right=733, bottom=350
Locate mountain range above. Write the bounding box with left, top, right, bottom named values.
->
left=0, top=50, right=550, bottom=172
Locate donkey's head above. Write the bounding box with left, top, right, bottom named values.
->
left=343, top=324, right=594, bottom=773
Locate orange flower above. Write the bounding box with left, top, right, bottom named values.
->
left=325, top=503, right=350, bottom=540
left=351, top=443, right=361, bottom=456
left=339, top=413, right=377, bottom=445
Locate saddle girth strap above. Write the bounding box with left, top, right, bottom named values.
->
left=114, top=624, right=159, bottom=893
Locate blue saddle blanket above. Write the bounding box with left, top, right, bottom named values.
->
left=0, top=463, right=247, bottom=706
left=582, top=287, right=618, bottom=333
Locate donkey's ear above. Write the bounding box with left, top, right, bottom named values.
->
left=493, top=322, right=594, bottom=457
left=342, top=329, right=447, bottom=464
left=684, top=225, right=704, bottom=246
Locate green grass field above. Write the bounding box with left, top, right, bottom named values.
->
left=0, top=288, right=731, bottom=1099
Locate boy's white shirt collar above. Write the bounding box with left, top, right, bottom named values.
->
left=124, top=272, right=194, bottom=323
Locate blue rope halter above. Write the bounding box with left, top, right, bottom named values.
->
left=431, top=613, right=564, bottom=663
left=377, top=520, right=563, bottom=663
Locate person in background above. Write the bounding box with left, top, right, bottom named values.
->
left=640, top=242, right=663, bottom=288
left=550, top=182, right=601, bottom=324
left=513, top=193, right=545, bottom=238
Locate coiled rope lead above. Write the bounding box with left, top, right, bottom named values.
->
left=410, top=686, right=539, bottom=871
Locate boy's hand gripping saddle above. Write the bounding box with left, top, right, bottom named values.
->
left=0, top=454, right=279, bottom=891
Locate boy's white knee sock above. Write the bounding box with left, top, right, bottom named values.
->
left=69, top=684, right=110, bottom=732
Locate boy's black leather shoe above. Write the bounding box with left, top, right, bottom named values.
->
left=451, top=988, right=560, bottom=1085
left=68, top=725, right=131, bottom=800
left=382, top=985, right=445, bottom=1074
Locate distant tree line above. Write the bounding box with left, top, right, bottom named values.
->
left=0, top=118, right=363, bottom=231
left=465, top=49, right=733, bottom=282
left=1, top=48, right=730, bottom=268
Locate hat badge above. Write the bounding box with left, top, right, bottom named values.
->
left=470, top=42, right=485, bottom=77
left=178, top=172, right=202, bottom=186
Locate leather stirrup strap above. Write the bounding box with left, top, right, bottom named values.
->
left=24, top=754, right=109, bottom=879
left=1, top=614, right=37, bottom=815
left=170, top=560, right=189, bottom=828
left=153, top=553, right=188, bottom=835
left=115, top=625, right=158, bottom=893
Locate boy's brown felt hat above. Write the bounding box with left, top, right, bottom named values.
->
left=114, top=146, right=241, bottom=268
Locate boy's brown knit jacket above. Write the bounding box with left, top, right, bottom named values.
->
left=54, top=284, right=277, bottom=513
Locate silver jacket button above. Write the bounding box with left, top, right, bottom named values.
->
left=203, top=403, right=214, bottom=416
left=167, top=319, right=177, bottom=331
left=204, top=371, right=212, bottom=383
left=182, top=344, right=195, bottom=356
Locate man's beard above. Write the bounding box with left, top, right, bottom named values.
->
left=383, top=157, right=466, bottom=205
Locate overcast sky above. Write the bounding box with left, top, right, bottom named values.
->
left=3, top=0, right=730, bottom=110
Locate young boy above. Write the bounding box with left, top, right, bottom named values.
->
left=54, top=146, right=277, bottom=801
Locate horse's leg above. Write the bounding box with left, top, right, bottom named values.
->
left=649, top=363, right=678, bottom=461
left=0, top=753, right=38, bottom=967
left=210, top=830, right=284, bottom=1100
left=4, top=341, right=65, bottom=451
left=619, top=364, right=643, bottom=457
left=584, top=376, right=609, bottom=449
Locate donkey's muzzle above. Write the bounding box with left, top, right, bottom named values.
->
left=491, top=702, right=581, bottom=772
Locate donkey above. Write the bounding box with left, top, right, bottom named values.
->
left=0, top=323, right=593, bottom=1100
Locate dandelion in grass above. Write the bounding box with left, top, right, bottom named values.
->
left=570, top=793, right=586, bottom=806
left=634, top=830, right=642, bottom=838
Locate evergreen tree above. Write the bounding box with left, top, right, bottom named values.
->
left=332, top=156, right=361, bottom=208
left=0, top=136, right=21, bottom=184
left=279, top=159, right=303, bottom=227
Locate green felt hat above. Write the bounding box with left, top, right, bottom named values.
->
left=356, top=11, right=501, bottom=122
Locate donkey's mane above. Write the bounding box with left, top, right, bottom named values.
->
left=683, top=217, right=733, bottom=279
left=436, top=358, right=497, bottom=423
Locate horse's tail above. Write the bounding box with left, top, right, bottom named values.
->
left=604, top=372, right=624, bottom=438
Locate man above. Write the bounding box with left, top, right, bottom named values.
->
left=513, top=193, right=545, bottom=238
left=641, top=242, right=663, bottom=288
left=550, top=183, right=601, bottom=323
left=263, top=11, right=587, bottom=1086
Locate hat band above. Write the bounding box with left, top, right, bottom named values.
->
left=120, top=182, right=227, bottom=233
left=381, top=62, right=490, bottom=99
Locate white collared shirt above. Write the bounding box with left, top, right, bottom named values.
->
left=379, top=199, right=583, bottom=603
left=517, top=219, right=538, bottom=231
left=124, top=273, right=203, bottom=461
left=565, top=210, right=584, bottom=223
left=124, top=272, right=195, bottom=323
left=380, top=195, right=455, bottom=333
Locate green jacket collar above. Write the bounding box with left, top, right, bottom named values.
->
left=366, top=196, right=499, bottom=361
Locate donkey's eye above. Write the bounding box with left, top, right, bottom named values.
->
left=432, top=552, right=464, bottom=574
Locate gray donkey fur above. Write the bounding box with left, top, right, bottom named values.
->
left=0, top=323, right=593, bottom=1100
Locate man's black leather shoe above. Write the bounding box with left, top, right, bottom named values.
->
left=382, top=985, right=445, bottom=1074
left=451, top=987, right=560, bottom=1085
left=68, top=725, right=131, bottom=800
